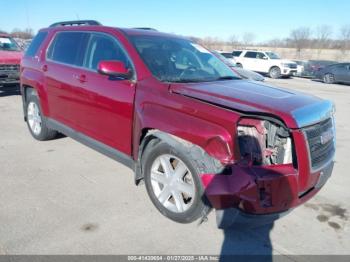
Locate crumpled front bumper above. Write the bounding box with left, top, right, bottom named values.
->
left=201, top=161, right=334, bottom=228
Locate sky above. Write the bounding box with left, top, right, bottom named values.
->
left=1, top=0, right=349, bottom=42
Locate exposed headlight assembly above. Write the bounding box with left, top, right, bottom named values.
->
left=237, top=118, right=293, bottom=166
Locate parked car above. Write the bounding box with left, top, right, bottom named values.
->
left=212, top=50, right=264, bottom=81
left=0, top=34, right=23, bottom=86
left=303, top=60, right=337, bottom=78
left=21, top=20, right=336, bottom=228
left=314, top=63, right=350, bottom=84
left=233, top=50, right=297, bottom=78
left=217, top=51, right=236, bottom=64
left=292, top=60, right=307, bottom=77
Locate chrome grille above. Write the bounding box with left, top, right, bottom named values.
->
left=0, top=64, right=20, bottom=72
left=303, top=118, right=335, bottom=170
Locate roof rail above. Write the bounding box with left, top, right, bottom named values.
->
left=133, top=27, right=158, bottom=31
left=49, top=20, right=102, bottom=28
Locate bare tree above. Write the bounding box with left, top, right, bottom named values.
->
left=11, top=28, right=34, bottom=39
left=290, top=27, right=312, bottom=58
left=228, top=34, right=239, bottom=49
left=340, top=25, right=350, bottom=53
left=315, top=25, right=333, bottom=57
left=242, top=32, right=255, bottom=47
left=200, top=36, right=225, bottom=50
left=316, top=25, right=332, bottom=48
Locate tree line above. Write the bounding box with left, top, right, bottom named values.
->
left=2, top=25, right=350, bottom=55
left=190, top=25, right=350, bottom=54
left=0, top=28, right=34, bottom=39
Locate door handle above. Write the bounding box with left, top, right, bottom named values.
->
left=73, top=74, right=87, bottom=83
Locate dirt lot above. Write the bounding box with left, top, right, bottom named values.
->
left=0, top=78, right=349, bottom=258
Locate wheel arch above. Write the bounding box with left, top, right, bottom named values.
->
left=134, top=129, right=225, bottom=184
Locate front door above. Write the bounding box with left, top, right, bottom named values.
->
left=73, top=32, right=136, bottom=154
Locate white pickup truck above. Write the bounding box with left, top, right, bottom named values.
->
left=233, top=50, right=297, bottom=78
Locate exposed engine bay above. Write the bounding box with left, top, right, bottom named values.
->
left=237, top=118, right=293, bottom=165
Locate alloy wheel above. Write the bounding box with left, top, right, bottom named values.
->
left=27, top=102, right=42, bottom=135
left=150, top=154, right=195, bottom=213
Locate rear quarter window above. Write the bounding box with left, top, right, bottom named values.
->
left=47, top=31, right=90, bottom=66
left=232, top=51, right=242, bottom=57
left=25, top=31, right=48, bottom=57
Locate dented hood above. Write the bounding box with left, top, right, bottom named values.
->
left=0, top=50, right=23, bottom=64
left=170, top=80, right=333, bottom=129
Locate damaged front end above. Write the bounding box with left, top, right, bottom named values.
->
left=201, top=116, right=326, bottom=228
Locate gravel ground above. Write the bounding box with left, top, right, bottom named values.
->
left=0, top=78, right=349, bottom=258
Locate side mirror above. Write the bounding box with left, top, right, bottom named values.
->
left=97, top=60, right=132, bottom=79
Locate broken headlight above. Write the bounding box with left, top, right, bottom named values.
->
left=237, top=118, right=293, bottom=165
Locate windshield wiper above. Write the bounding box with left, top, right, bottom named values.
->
left=215, top=76, right=241, bottom=81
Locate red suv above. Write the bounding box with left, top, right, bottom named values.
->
left=0, top=34, right=23, bottom=86
left=20, top=21, right=336, bottom=228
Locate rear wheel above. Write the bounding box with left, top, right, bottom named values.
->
left=269, top=66, right=281, bottom=79
left=26, top=90, right=58, bottom=141
left=142, top=139, right=222, bottom=223
left=323, top=73, right=335, bottom=84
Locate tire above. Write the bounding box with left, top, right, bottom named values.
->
left=142, top=139, right=222, bottom=223
left=25, top=89, right=58, bottom=141
left=269, top=66, right=281, bottom=79
left=323, top=73, right=335, bottom=84
left=236, top=63, right=243, bottom=68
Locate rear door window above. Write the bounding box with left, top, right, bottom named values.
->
left=232, top=51, right=242, bottom=57
left=47, top=31, right=89, bottom=66
left=244, top=51, right=257, bottom=58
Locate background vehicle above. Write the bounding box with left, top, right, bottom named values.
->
left=212, top=50, right=264, bottom=81
left=21, top=20, right=335, bottom=228
left=303, top=60, right=337, bottom=78
left=0, top=34, right=23, bottom=86
left=314, top=62, right=350, bottom=84
left=233, top=50, right=297, bottom=78
left=217, top=51, right=236, bottom=64
left=292, top=60, right=307, bottom=77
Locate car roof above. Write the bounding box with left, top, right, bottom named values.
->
left=40, top=24, right=186, bottom=41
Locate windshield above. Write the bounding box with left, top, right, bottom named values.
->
left=265, top=52, right=280, bottom=59
left=0, top=37, right=21, bottom=51
left=130, top=35, right=240, bottom=83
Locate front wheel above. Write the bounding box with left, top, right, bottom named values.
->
left=142, top=140, right=221, bottom=223
left=269, top=66, right=281, bottom=79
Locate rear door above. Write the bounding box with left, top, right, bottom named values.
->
left=336, top=64, right=350, bottom=83
left=242, top=51, right=257, bottom=71
left=45, top=31, right=90, bottom=129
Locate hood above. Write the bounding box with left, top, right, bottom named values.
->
left=0, top=50, right=23, bottom=64
left=280, top=59, right=296, bottom=64
left=233, top=67, right=265, bottom=81
left=170, top=80, right=333, bottom=129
